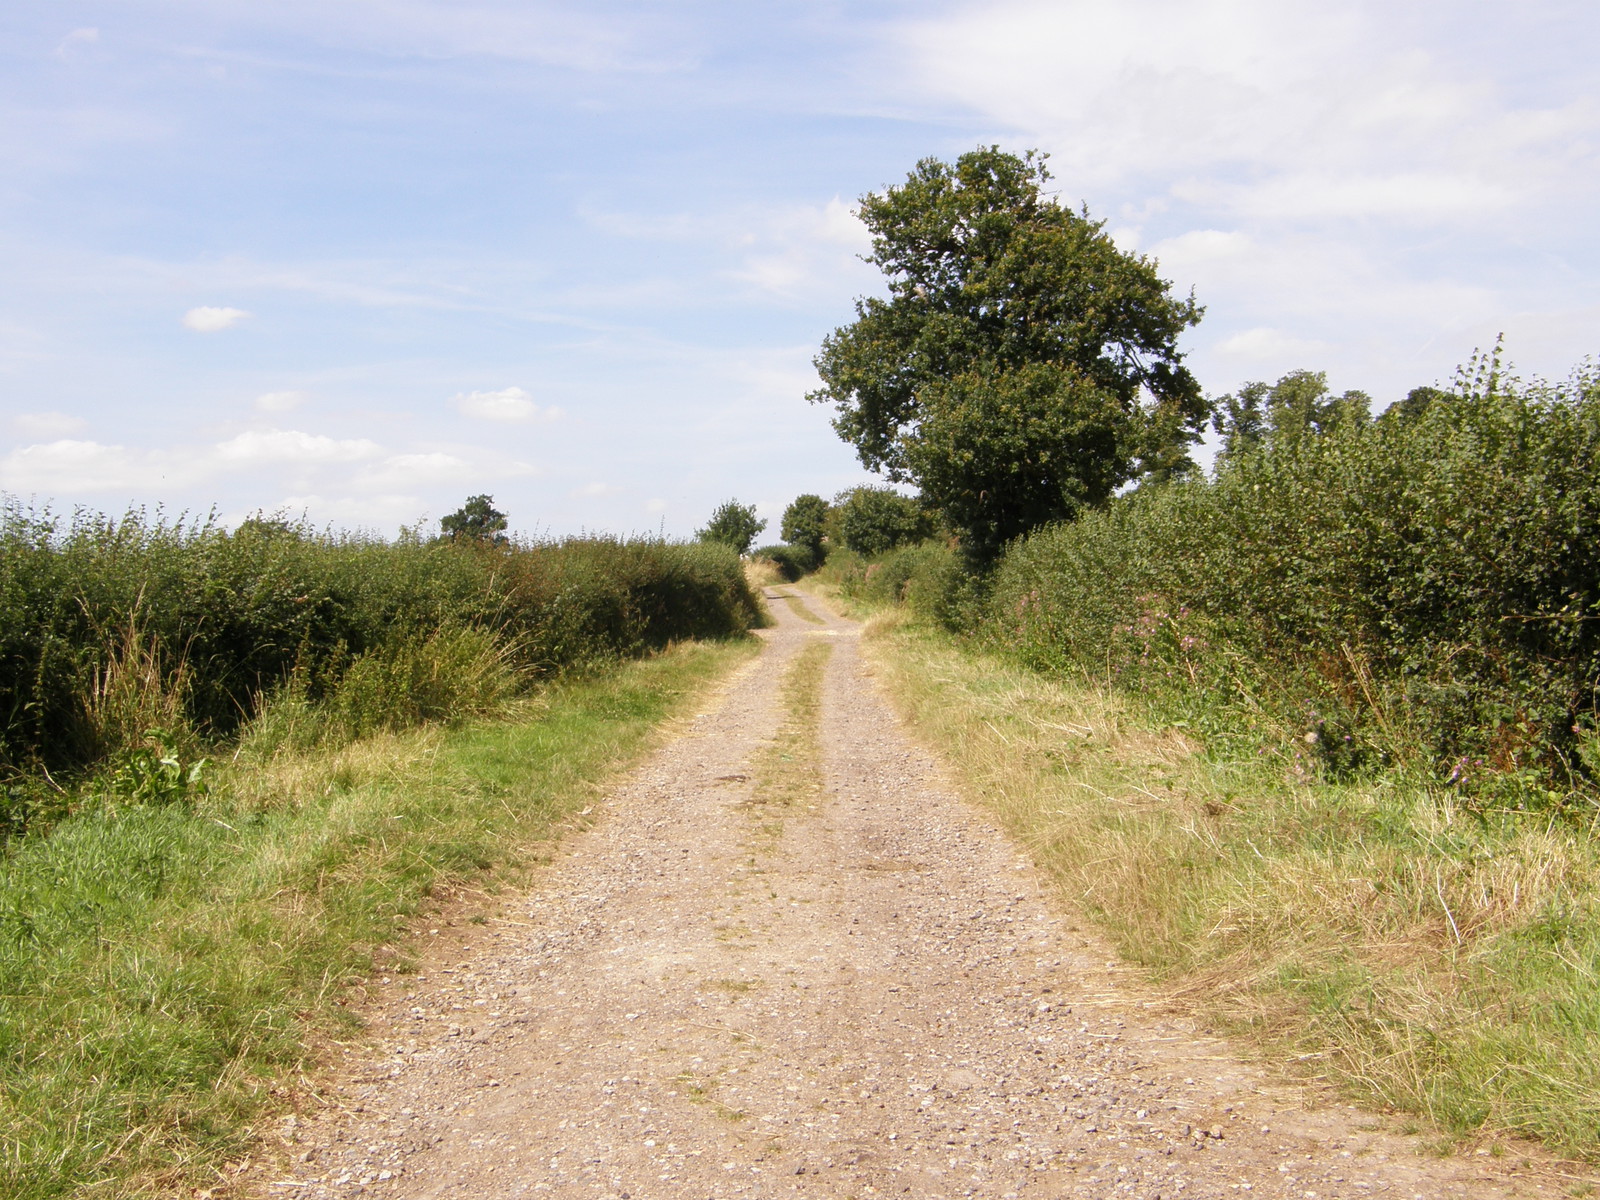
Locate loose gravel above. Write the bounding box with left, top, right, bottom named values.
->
left=252, top=591, right=1581, bottom=1200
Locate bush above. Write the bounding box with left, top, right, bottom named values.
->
left=833, top=487, right=932, bottom=556
left=984, top=357, right=1600, bottom=801
left=819, top=542, right=972, bottom=627
left=0, top=507, right=761, bottom=829
left=752, top=542, right=819, bottom=582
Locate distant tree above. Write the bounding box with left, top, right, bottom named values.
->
left=780, top=494, right=830, bottom=558
left=834, top=487, right=930, bottom=556
left=697, top=500, right=766, bottom=554
left=809, top=146, right=1207, bottom=562
left=1212, top=370, right=1371, bottom=462
left=233, top=513, right=303, bottom=542
left=441, top=494, right=509, bottom=544
left=1379, top=385, right=1450, bottom=427
left=1211, top=381, right=1270, bottom=462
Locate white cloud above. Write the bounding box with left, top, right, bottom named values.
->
left=453, top=386, right=560, bottom=423
left=183, top=305, right=251, bottom=332
left=582, top=195, right=874, bottom=302
left=214, top=429, right=381, bottom=465
left=0, top=439, right=199, bottom=493
left=895, top=1, right=1595, bottom=225
left=255, top=390, right=309, bottom=413
left=729, top=197, right=876, bottom=299
left=645, top=497, right=667, bottom=513
left=275, top=492, right=429, bottom=531
left=12, top=411, right=88, bottom=437
left=572, top=480, right=621, bottom=498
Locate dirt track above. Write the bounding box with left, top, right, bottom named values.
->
left=254, top=590, right=1576, bottom=1199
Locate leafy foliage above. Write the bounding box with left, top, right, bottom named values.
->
left=107, top=729, right=208, bottom=807
left=811, top=146, right=1206, bottom=560
left=987, top=355, right=1600, bottom=802
left=779, top=493, right=830, bottom=559
left=1212, top=369, right=1372, bottom=462
left=751, top=543, right=818, bottom=582
left=696, top=499, right=766, bottom=554
left=440, top=494, right=508, bottom=544
left=833, top=486, right=931, bottom=556
left=0, top=505, right=762, bottom=831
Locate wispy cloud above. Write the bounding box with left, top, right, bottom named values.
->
left=54, top=27, right=102, bottom=62
left=0, top=424, right=542, bottom=532
left=182, top=305, right=251, bottom=332
left=161, top=0, right=696, bottom=73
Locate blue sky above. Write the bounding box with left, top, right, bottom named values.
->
left=2, top=1, right=1596, bottom=539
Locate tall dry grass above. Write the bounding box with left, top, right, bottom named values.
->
left=859, top=608, right=1600, bottom=1157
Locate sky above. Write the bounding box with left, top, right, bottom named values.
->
left=2, top=1, right=1596, bottom=540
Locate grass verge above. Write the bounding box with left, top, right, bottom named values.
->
left=0, top=637, right=758, bottom=1199
left=857, top=608, right=1600, bottom=1160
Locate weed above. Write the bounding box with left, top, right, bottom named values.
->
left=104, top=728, right=208, bottom=807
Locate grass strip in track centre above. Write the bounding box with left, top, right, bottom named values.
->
left=859, top=610, right=1600, bottom=1163
left=769, top=590, right=826, bottom=626
left=748, top=638, right=833, bottom=812
left=0, top=637, right=759, bottom=1200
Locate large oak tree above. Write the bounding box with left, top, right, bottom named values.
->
left=810, top=148, right=1206, bottom=561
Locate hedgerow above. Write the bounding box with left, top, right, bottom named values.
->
left=986, top=357, right=1600, bottom=804
left=0, top=507, right=761, bottom=831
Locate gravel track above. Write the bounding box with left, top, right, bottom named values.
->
left=253, top=592, right=1578, bottom=1200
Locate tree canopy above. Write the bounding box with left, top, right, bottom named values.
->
left=780, top=494, right=830, bottom=558
left=1212, top=370, right=1373, bottom=462
left=440, top=494, right=508, bottom=544
left=696, top=500, right=766, bottom=555
left=833, top=486, right=930, bottom=556
left=810, top=147, right=1205, bottom=561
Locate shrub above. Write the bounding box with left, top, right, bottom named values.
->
left=752, top=542, right=818, bottom=582
left=985, top=356, right=1600, bottom=802
left=833, top=487, right=932, bottom=556
left=820, top=542, right=971, bottom=627
left=0, top=508, right=761, bottom=831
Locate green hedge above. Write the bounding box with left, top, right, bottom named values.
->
left=986, top=363, right=1600, bottom=797
left=0, top=506, right=761, bottom=808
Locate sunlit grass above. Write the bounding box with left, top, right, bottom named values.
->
left=862, top=609, right=1600, bottom=1159
left=0, top=637, right=757, bottom=1199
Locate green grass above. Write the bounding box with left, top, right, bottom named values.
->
left=748, top=638, right=833, bottom=810
left=857, top=608, right=1600, bottom=1161
left=768, top=590, right=826, bottom=626
left=0, top=636, right=758, bottom=1199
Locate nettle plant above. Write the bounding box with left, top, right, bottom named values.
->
left=106, top=729, right=209, bottom=807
